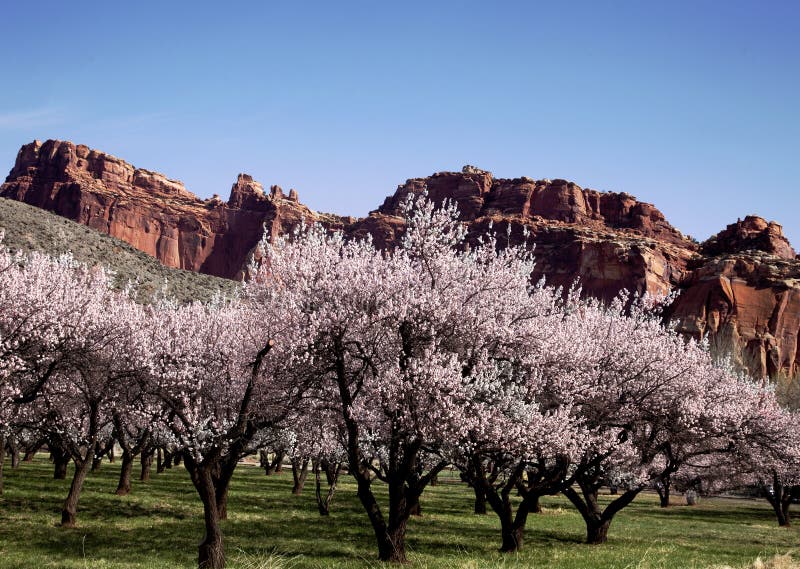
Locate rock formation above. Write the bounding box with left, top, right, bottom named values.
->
left=671, top=218, right=800, bottom=379
left=3, top=140, right=800, bottom=379
left=359, top=166, right=696, bottom=300
left=0, top=140, right=329, bottom=279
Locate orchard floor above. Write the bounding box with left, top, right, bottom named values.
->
left=0, top=458, right=797, bottom=569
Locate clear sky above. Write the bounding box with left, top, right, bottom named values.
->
left=0, top=1, right=797, bottom=244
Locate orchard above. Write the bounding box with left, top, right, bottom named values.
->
left=1, top=197, right=799, bottom=569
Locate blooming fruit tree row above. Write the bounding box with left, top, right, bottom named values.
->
left=0, top=198, right=798, bottom=569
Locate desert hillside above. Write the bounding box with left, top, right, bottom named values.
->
left=0, top=196, right=237, bottom=303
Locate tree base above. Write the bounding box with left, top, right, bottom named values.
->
left=60, top=511, right=77, bottom=528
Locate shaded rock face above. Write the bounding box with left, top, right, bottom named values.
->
left=669, top=217, right=800, bottom=379
left=0, top=140, right=317, bottom=279
left=671, top=252, right=800, bottom=379
left=4, top=142, right=800, bottom=378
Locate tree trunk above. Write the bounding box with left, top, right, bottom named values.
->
left=140, top=449, right=154, bottom=481
left=315, top=466, right=328, bottom=516
left=766, top=491, right=792, bottom=527
left=586, top=518, right=611, bottom=544
left=92, top=439, right=115, bottom=472
left=157, top=447, right=164, bottom=474
left=291, top=457, right=309, bottom=495
left=780, top=501, right=792, bottom=527
left=657, top=474, right=671, bottom=507
left=314, top=461, right=340, bottom=516
left=21, top=440, right=43, bottom=462
left=61, top=458, right=92, bottom=527
left=198, top=479, right=225, bottom=568
left=115, top=451, right=134, bottom=496
left=499, top=498, right=529, bottom=553
left=477, top=469, right=528, bottom=553
left=0, top=434, right=5, bottom=495
left=770, top=500, right=791, bottom=527
left=53, top=452, right=69, bottom=480
left=216, top=484, right=229, bottom=521
left=52, top=448, right=70, bottom=480
left=164, top=449, right=174, bottom=469
left=354, top=476, right=403, bottom=562
left=54, top=459, right=69, bottom=479
left=764, top=474, right=793, bottom=527
left=500, top=521, right=525, bottom=553
left=473, top=484, right=487, bottom=514
left=9, top=438, right=20, bottom=469
left=263, top=449, right=285, bottom=475
left=383, top=483, right=410, bottom=562
left=529, top=494, right=542, bottom=514
left=198, top=503, right=225, bottom=568
left=384, top=522, right=408, bottom=563
left=383, top=476, right=424, bottom=562
left=272, top=449, right=285, bottom=474
left=324, top=461, right=336, bottom=486
left=563, top=484, right=639, bottom=546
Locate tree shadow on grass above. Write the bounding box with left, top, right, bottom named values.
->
left=2, top=460, right=798, bottom=568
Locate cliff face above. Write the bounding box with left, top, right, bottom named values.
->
left=671, top=217, right=800, bottom=378
left=3, top=142, right=800, bottom=378
left=358, top=167, right=696, bottom=301
left=0, top=140, right=321, bottom=279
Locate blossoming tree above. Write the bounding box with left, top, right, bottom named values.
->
left=253, top=197, right=555, bottom=561
left=141, top=298, right=299, bottom=569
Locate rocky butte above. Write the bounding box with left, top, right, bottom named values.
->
left=2, top=140, right=799, bottom=380
left=0, top=140, right=349, bottom=279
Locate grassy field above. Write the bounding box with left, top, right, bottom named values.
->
left=0, top=457, right=796, bottom=569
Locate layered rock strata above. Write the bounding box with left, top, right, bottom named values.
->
left=3, top=142, right=800, bottom=378
left=0, top=140, right=324, bottom=279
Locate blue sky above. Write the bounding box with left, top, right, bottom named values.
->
left=0, top=1, right=797, bottom=244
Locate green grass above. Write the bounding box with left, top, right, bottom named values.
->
left=0, top=457, right=797, bottom=569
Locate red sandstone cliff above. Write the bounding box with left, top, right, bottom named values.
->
left=354, top=166, right=696, bottom=301
left=671, top=217, right=800, bottom=378
left=0, top=140, right=335, bottom=279
left=3, top=141, right=800, bottom=379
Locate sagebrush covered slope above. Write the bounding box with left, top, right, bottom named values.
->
left=0, top=197, right=237, bottom=303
